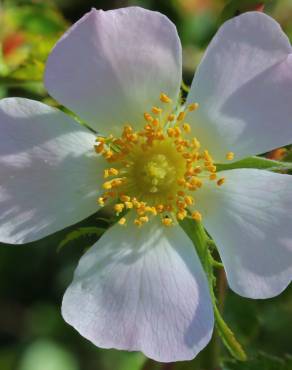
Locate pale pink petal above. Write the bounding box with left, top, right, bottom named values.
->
left=0, top=98, right=105, bottom=244
left=45, top=7, right=182, bottom=135
left=196, top=169, right=292, bottom=298
left=187, top=12, right=292, bottom=162
left=62, top=218, right=214, bottom=362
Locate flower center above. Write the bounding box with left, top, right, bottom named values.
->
left=95, top=93, right=234, bottom=227
left=142, top=154, right=175, bottom=193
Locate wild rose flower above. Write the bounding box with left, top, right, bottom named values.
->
left=1, top=7, right=292, bottom=362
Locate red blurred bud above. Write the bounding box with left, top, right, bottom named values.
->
left=3, top=32, right=25, bottom=57
left=254, top=3, right=265, bottom=12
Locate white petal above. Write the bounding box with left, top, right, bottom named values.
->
left=196, top=169, right=292, bottom=298
left=187, top=12, right=292, bottom=162
left=45, top=7, right=182, bottom=134
left=0, top=98, right=105, bottom=244
left=62, top=218, right=214, bottom=362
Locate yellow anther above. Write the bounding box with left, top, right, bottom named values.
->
left=191, top=138, right=200, bottom=149
left=160, top=93, right=172, bottom=103
left=226, top=152, right=234, bottom=161
left=98, top=197, right=105, bottom=206
left=152, top=106, right=162, bottom=115
left=144, top=112, right=153, bottom=122
left=174, top=127, right=181, bottom=137
left=162, top=217, right=173, bottom=226
left=184, top=195, right=194, bottom=205
left=193, top=166, right=202, bottom=174
left=177, top=111, right=186, bottom=121
left=123, top=125, right=133, bottom=134
left=118, top=217, right=127, bottom=225
left=176, top=210, right=187, bottom=220
left=103, top=169, right=109, bottom=178
left=217, top=178, right=225, bottom=186
left=95, top=143, right=104, bottom=153
left=145, top=206, right=157, bottom=215
left=133, top=199, right=141, bottom=208
left=152, top=118, right=159, bottom=127
left=167, top=128, right=175, bottom=137
left=108, top=168, right=118, bottom=176
left=96, top=136, right=106, bottom=143
left=134, top=219, right=142, bottom=227
left=177, top=178, right=186, bottom=186
left=125, top=201, right=133, bottom=209
left=196, top=179, right=203, bottom=188
left=203, top=150, right=212, bottom=162
left=207, top=165, right=216, bottom=173
left=111, top=179, right=124, bottom=187
left=114, top=203, right=125, bottom=213
left=144, top=124, right=152, bottom=131
left=120, top=195, right=130, bottom=202
left=183, top=152, right=192, bottom=159
left=168, top=114, right=176, bottom=121
left=139, top=216, right=149, bottom=224
left=191, top=211, right=202, bottom=222
left=176, top=200, right=186, bottom=209
left=209, top=173, right=217, bottom=181
left=182, top=123, right=191, bottom=133
left=104, top=150, right=114, bottom=159
left=188, top=102, right=199, bottom=111
left=156, top=204, right=164, bottom=213
left=103, top=181, right=112, bottom=190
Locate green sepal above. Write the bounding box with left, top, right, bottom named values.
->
left=216, top=156, right=292, bottom=172
left=58, top=227, right=105, bottom=251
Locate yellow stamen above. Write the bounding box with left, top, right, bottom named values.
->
left=118, top=217, right=127, bottom=225
left=217, top=178, right=225, bottom=186
left=160, top=93, right=172, bottom=103
left=162, top=217, right=173, bottom=226
left=188, top=102, right=199, bottom=111
left=182, top=123, right=191, bottom=133
left=152, top=118, right=159, bottom=127
left=191, top=211, right=202, bottom=222
left=177, top=111, right=185, bottom=121
left=125, top=201, right=133, bottom=209
left=152, top=106, right=162, bottom=115
left=98, top=197, right=105, bottom=206
left=144, top=112, right=153, bottom=122
left=114, top=203, right=124, bottom=214
left=120, top=195, right=130, bottom=202
left=96, top=92, right=229, bottom=228
left=226, top=151, right=234, bottom=161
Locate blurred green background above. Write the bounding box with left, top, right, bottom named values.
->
left=1, top=0, right=292, bottom=369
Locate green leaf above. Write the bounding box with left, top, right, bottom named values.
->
left=58, top=227, right=105, bottom=251
left=216, top=156, right=292, bottom=172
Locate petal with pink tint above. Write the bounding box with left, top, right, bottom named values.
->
left=45, top=7, right=182, bottom=135
left=187, top=12, right=292, bottom=162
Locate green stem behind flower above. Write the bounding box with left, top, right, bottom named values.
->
left=180, top=219, right=247, bottom=365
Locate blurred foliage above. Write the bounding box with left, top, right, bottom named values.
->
left=1, top=0, right=292, bottom=369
